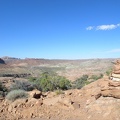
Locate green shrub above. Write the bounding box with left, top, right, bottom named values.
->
left=72, top=74, right=89, bottom=89
left=37, top=77, right=55, bottom=91
left=10, top=80, right=35, bottom=91
left=72, top=74, right=104, bottom=89
left=90, top=74, right=103, bottom=81
left=0, top=81, right=7, bottom=97
left=29, top=77, right=37, bottom=82
left=31, top=72, right=71, bottom=92
left=0, top=81, right=7, bottom=92
left=57, top=77, right=71, bottom=90
left=6, top=90, right=28, bottom=101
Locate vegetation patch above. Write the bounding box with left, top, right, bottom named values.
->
left=6, top=89, right=28, bottom=101
left=0, top=81, right=7, bottom=97
left=10, top=80, right=35, bottom=91
left=0, top=81, right=7, bottom=92
left=72, top=75, right=89, bottom=89
left=29, top=72, right=71, bottom=92
left=89, top=74, right=103, bottom=81
left=72, top=73, right=104, bottom=89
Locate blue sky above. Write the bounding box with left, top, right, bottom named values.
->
left=0, top=0, right=120, bottom=59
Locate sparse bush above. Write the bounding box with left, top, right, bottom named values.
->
left=0, top=81, right=7, bottom=92
left=57, top=77, right=71, bottom=90
left=36, top=76, right=55, bottom=91
left=0, top=81, right=7, bottom=97
left=29, top=77, right=37, bottom=82
left=10, top=80, right=35, bottom=91
left=72, top=74, right=89, bottom=89
left=6, top=90, right=28, bottom=101
left=90, top=74, right=103, bottom=81
left=31, top=72, right=71, bottom=92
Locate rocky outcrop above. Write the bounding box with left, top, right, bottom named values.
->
left=0, top=58, right=5, bottom=64
left=99, top=60, right=120, bottom=99
left=1, top=77, right=120, bottom=120
left=100, top=79, right=120, bottom=99
left=0, top=89, right=81, bottom=120
left=110, top=60, right=120, bottom=81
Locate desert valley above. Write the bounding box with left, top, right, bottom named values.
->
left=0, top=57, right=120, bottom=120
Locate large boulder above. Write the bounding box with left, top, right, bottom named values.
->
left=101, top=89, right=120, bottom=99
left=109, top=80, right=120, bottom=87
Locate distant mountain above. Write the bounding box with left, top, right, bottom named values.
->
left=1, top=56, right=20, bottom=60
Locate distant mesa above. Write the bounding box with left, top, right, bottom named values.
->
left=1, top=56, right=20, bottom=60
left=0, top=58, right=5, bottom=64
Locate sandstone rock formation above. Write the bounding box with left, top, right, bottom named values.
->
left=96, top=60, right=120, bottom=99
left=111, top=60, right=120, bottom=81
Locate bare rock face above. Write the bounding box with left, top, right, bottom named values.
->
left=101, top=89, right=120, bottom=99
left=100, top=80, right=120, bottom=99
left=109, top=80, right=120, bottom=87
left=111, top=60, right=120, bottom=81
left=100, top=60, right=120, bottom=99
left=86, top=96, right=120, bottom=120
left=43, top=96, right=62, bottom=106
left=26, top=98, right=43, bottom=107
left=0, top=58, right=5, bottom=64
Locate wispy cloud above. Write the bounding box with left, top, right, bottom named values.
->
left=96, top=24, right=118, bottom=30
left=86, top=26, right=94, bottom=30
left=86, top=23, right=120, bottom=31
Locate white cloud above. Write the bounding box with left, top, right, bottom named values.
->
left=86, top=23, right=120, bottom=31
left=86, top=26, right=94, bottom=30
left=96, top=24, right=117, bottom=30
left=117, top=24, right=120, bottom=27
